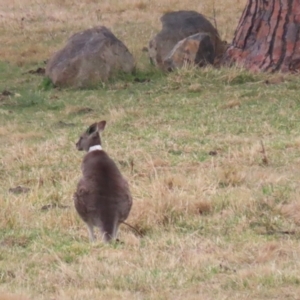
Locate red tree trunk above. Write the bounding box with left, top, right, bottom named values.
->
left=224, top=0, right=300, bottom=72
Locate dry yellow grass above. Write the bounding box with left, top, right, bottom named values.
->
left=0, top=295, right=29, bottom=300
left=2, top=0, right=300, bottom=300
left=0, top=0, right=246, bottom=65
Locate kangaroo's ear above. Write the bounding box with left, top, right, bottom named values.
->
left=97, top=120, right=106, bottom=132
left=86, top=123, right=97, bottom=135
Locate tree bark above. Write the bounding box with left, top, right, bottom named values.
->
left=224, top=0, right=300, bottom=72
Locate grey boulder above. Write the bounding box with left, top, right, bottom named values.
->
left=148, top=10, right=225, bottom=70
left=164, top=33, right=215, bottom=71
left=46, top=26, right=135, bottom=88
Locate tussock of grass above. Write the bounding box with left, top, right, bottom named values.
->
left=279, top=199, right=300, bottom=224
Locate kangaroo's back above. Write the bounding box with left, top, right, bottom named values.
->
left=81, top=150, right=123, bottom=191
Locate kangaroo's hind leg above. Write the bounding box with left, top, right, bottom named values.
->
left=99, top=215, right=119, bottom=243
left=87, top=223, right=96, bottom=242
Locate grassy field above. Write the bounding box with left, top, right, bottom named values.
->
left=1, top=0, right=300, bottom=299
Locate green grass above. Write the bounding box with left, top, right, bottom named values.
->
left=1, top=60, right=300, bottom=299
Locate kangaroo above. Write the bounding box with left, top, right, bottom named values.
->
left=74, top=120, right=132, bottom=242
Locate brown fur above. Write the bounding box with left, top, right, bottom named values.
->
left=74, top=121, right=132, bottom=242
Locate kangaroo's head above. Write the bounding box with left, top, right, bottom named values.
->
left=76, top=120, right=106, bottom=152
